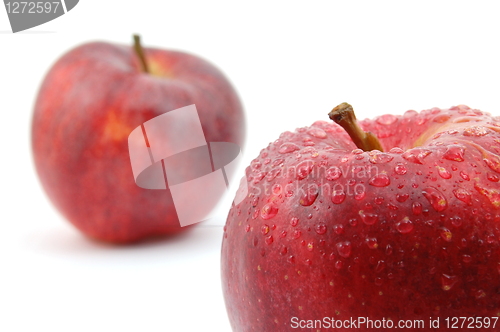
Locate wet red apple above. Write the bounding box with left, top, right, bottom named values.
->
left=32, top=35, right=245, bottom=243
left=222, top=103, right=500, bottom=331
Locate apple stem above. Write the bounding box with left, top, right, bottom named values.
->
left=133, top=34, right=149, bottom=74
left=328, top=102, right=384, bottom=152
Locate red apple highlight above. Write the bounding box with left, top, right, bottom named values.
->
left=222, top=104, right=500, bottom=331
left=32, top=35, right=245, bottom=243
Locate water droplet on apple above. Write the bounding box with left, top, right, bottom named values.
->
left=374, top=277, right=383, bottom=286
left=299, top=185, right=319, bottom=206
left=376, top=114, right=398, bottom=125
left=290, top=217, right=299, bottom=227
left=279, top=143, right=300, bottom=154
left=251, top=196, right=259, bottom=207
left=422, top=187, right=448, bottom=211
left=412, top=202, right=422, bottom=215
left=253, top=172, right=266, bottom=183
left=443, top=145, right=465, bottom=162
left=292, top=229, right=302, bottom=239
left=245, top=224, right=251, bottom=232
left=473, top=183, right=500, bottom=208
left=396, top=193, right=409, bottom=202
left=331, top=190, right=346, bottom=204
left=266, top=168, right=282, bottom=182
left=307, top=242, right=314, bottom=252
left=461, top=238, right=468, bottom=248
left=460, top=171, right=470, bottom=181
left=308, top=127, right=327, bottom=138
left=441, top=274, right=458, bottom=291
left=265, top=235, right=273, bottom=245
left=463, top=126, right=488, bottom=137
left=303, top=147, right=319, bottom=158
left=440, top=228, right=453, bottom=242
left=433, top=114, right=451, bottom=123
left=402, top=148, right=432, bottom=164
left=251, top=159, right=262, bottom=170
left=246, top=199, right=257, bottom=215
left=385, top=244, right=393, bottom=255
left=396, top=217, right=414, bottom=234
left=326, top=166, right=342, bottom=180
left=359, top=211, right=378, bottom=225
left=335, top=260, right=343, bottom=269
left=394, top=163, right=408, bottom=175
left=452, top=104, right=471, bottom=113
left=365, top=237, right=378, bottom=249
left=261, top=224, right=270, bottom=235
left=370, top=153, right=394, bottom=164
left=315, top=222, right=327, bottom=235
left=413, top=115, right=426, bottom=126
left=375, top=260, right=386, bottom=273
left=272, top=158, right=284, bottom=167
left=302, top=137, right=315, bottom=146
left=453, top=188, right=472, bottom=205
left=272, top=184, right=282, bottom=195
left=336, top=241, right=352, bottom=258
left=436, top=166, right=452, bottom=179
left=261, top=203, right=278, bottom=220
left=355, top=154, right=365, bottom=160
left=369, top=173, right=390, bottom=187
left=482, top=149, right=500, bottom=174
left=296, top=160, right=314, bottom=180
left=352, top=149, right=363, bottom=155
left=487, top=173, right=499, bottom=182
left=390, top=147, right=404, bottom=154
left=354, top=190, right=366, bottom=201
left=451, top=216, right=462, bottom=227
left=388, top=203, right=399, bottom=210
left=487, top=234, right=496, bottom=243
left=334, top=224, right=345, bottom=234
left=462, top=254, right=472, bottom=263
left=404, top=110, right=418, bottom=117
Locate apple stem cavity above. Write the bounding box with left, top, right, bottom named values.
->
left=329, top=102, right=384, bottom=152
left=133, top=34, right=150, bottom=74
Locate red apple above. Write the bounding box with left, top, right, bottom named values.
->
left=32, top=35, right=245, bottom=243
left=222, top=103, right=500, bottom=331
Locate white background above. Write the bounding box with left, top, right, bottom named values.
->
left=1, top=1, right=500, bottom=331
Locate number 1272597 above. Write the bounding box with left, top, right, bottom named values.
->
left=5, top=2, right=60, bottom=14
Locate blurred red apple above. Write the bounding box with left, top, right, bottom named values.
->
left=32, top=35, right=245, bottom=243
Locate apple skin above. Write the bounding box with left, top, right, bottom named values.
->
left=32, top=41, right=245, bottom=243
left=222, top=105, right=500, bottom=331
